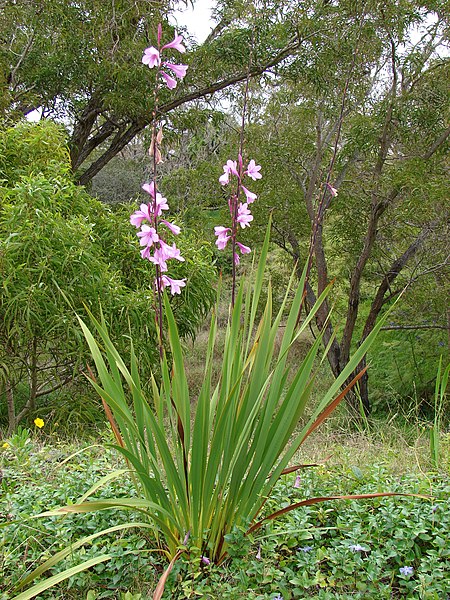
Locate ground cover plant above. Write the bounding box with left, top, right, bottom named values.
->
left=1, top=431, right=449, bottom=599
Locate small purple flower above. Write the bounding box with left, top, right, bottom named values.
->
left=298, top=545, right=313, bottom=553
left=273, top=594, right=283, bottom=600
left=256, top=545, right=261, bottom=560
left=201, top=555, right=210, bottom=565
left=399, top=566, right=414, bottom=576
left=161, top=219, right=181, bottom=235
left=137, top=225, right=159, bottom=247
left=349, top=544, right=366, bottom=552
left=293, top=474, right=301, bottom=488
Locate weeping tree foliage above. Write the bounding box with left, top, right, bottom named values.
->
left=0, top=121, right=216, bottom=434
left=0, top=0, right=310, bottom=185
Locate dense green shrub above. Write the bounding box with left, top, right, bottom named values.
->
left=0, top=121, right=215, bottom=434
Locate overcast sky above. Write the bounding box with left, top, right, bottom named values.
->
left=171, top=0, right=215, bottom=43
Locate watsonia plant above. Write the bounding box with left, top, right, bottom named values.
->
left=13, top=24, right=409, bottom=600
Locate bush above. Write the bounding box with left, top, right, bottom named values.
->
left=0, top=121, right=216, bottom=434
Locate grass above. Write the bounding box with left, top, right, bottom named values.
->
left=1, top=422, right=449, bottom=600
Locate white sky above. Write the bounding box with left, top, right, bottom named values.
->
left=171, top=0, right=215, bottom=43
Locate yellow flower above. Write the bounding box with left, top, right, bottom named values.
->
left=2, top=442, right=9, bottom=449
left=34, top=418, right=45, bottom=428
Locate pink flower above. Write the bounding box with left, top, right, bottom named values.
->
left=140, top=245, right=152, bottom=260
left=161, top=275, right=186, bottom=295
left=237, top=203, right=253, bottom=228
left=294, top=475, right=301, bottom=488
left=161, top=220, right=181, bottom=235
left=162, top=32, right=186, bottom=53
left=168, top=242, right=185, bottom=262
left=142, top=184, right=169, bottom=215
left=214, top=226, right=231, bottom=249
left=142, top=182, right=156, bottom=198
left=245, top=159, right=262, bottom=181
left=142, top=47, right=161, bottom=68
left=219, top=172, right=229, bottom=186
left=241, top=185, right=257, bottom=203
left=326, top=182, right=338, bottom=197
left=149, top=247, right=168, bottom=272
left=161, top=71, right=177, bottom=89
left=159, top=240, right=185, bottom=263
left=236, top=241, right=251, bottom=255
left=137, top=225, right=159, bottom=247
left=163, top=62, right=188, bottom=79
left=225, top=160, right=238, bottom=176
left=130, top=203, right=152, bottom=227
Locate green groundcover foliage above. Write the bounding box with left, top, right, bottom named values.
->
left=0, top=121, right=215, bottom=434
left=1, top=438, right=449, bottom=599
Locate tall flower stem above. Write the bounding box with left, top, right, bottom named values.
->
left=231, top=26, right=254, bottom=307
left=151, top=74, right=164, bottom=358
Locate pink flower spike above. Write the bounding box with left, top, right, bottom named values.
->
left=161, top=275, right=186, bottom=295
left=163, top=62, right=188, bottom=79
left=162, top=32, right=186, bottom=53
left=241, top=185, right=257, bottom=204
left=326, top=182, right=338, bottom=197
left=142, top=47, right=161, bottom=68
left=157, top=23, right=163, bottom=46
left=137, top=225, right=159, bottom=247
left=130, top=203, right=152, bottom=227
left=219, top=172, right=229, bottom=186
left=161, top=220, right=181, bottom=235
left=245, top=159, right=262, bottom=181
left=237, top=203, right=253, bottom=228
left=161, top=71, right=177, bottom=89
left=236, top=241, right=251, bottom=255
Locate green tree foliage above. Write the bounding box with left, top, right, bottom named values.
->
left=0, top=0, right=305, bottom=185
left=244, top=0, right=449, bottom=411
left=0, top=121, right=215, bottom=433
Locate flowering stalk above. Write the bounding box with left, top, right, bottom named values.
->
left=131, top=25, right=188, bottom=351
left=214, top=32, right=260, bottom=306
